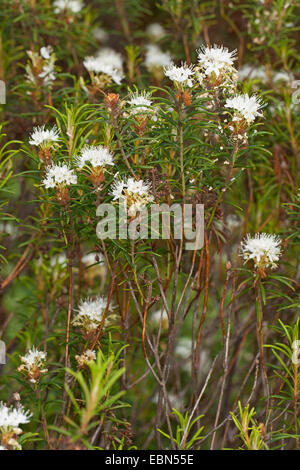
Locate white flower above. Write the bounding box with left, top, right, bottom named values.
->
left=273, top=70, right=294, bottom=84
left=111, top=177, right=154, bottom=216
left=53, top=0, right=83, bottom=14
left=77, top=145, right=114, bottom=169
left=111, top=179, right=125, bottom=200
left=38, top=253, right=67, bottom=280
left=197, top=44, right=236, bottom=77
left=152, top=392, right=182, bottom=411
left=18, top=347, right=48, bottom=383
left=146, top=23, right=166, bottom=41
left=145, top=44, right=172, bottom=70
left=240, top=233, right=282, bottom=270
left=0, top=403, right=32, bottom=430
left=83, top=60, right=124, bottom=85
left=84, top=48, right=124, bottom=84
left=238, top=64, right=267, bottom=82
left=175, top=338, right=192, bottom=360
left=112, top=177, right=151, bottom=198
left=39, top=58, right=56, bottom=85
left=19, top=347, right=47, bottom=371
left=26, top=47, right=57, bottom=88
left=92, top=27, right=108, bottom=42
left=96, top=48, right=123, bottom=70
left=75, top=349, right=96, bottom=366
left=225, top=93, right=264, bottom=124
left=164, top=63, right=194, bottom=87
left=82, top=252, right=104, bottom=266
left=0, top=222, right=18, bottom=238
left=42, top=163, right=77, bottom=189
left=151, top=308, right=169, bottom=328
left=40, top=46, right=53, bottom=60
left=29, top=125, right=60, bottom=149
left=128, top=91, right=153, bottom=115
left=73, top=296, right=111, bottom=332
left=226, top=214, right=241, bottom=231
left=50, top=252, right=67, bottom=267
left=0, top=445, right=7, bottom=450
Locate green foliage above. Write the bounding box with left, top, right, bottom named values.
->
left=158, top=409, right=204, bottom=450
left=230, top=402, right=267, bottom=450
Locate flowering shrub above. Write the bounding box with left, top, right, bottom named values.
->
left=0, top=0, right=299, bottom=451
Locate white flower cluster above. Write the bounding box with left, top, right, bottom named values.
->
left=175, top=339, right=208, bottom=376
left=146, top=23, right=166, bottom=41
left=48, top=253, right=67, bottom=279
left=19, top=347, right=47, bottom=371
left=77, top=145, right=114, bottom=169
left=128, top=91, right=155, bottom=117
left=18, top=347, right=48, bottom=384
left=164, top=63, right=194, bottom=88
left=0, top=402, right=32, bottom=449
left=0, top=403, right=32, bottom=430
left=92, top=27, right=108, bottom=42
left=273, top=70, right=294, bottom=85
left=82, top=252, right=104, bottom=266
left=50, top=252, right=67, bottom=267
left=84, top=48, right=124, bottom=85
left=42, top=163, right=77, bottom=189
left=151, top=308, right=169, bottom=328
left=238, top=65, right=294, bottom=87
left=72, top=296, right=111, bottom=333
left=29, top=125, right=60, bottom=149
left=75, top=349, right=96, bottom=366
left=40, top=46, right=53, bottom=60
left=53, top=0, right=83, bottom=14
left=175, top=337, right=193, bottom=360
left=194, top=44, right=238, bottom=91
left=0, top=221, right=18, bottom=239
left=197, top=44, right=237, bottom=78
left=226, top=214, right=242, bottom=231
left=26, top=46, right=56, bottom=88
left=35, top=253, right=67, bottom=280
left=152, top=391, right=183, bottom=412
left=225, top=93, right=263, bottom=124
left=240, top=233, right=282, bottom=270
left=111, top=177, right=154, bottom=216
left=238, top=65, right=267, bottom=82
left=145, top=44, right=172, bottom=71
